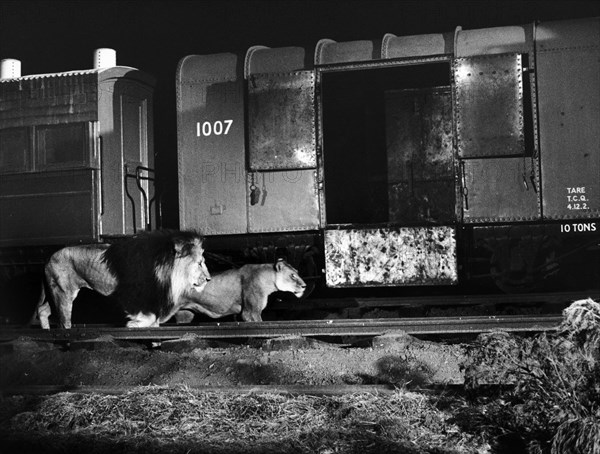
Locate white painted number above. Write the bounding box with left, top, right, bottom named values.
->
left=196, top=120, right=233, bottom=137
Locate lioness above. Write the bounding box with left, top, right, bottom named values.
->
left=176, top=259, right=307, bottom=322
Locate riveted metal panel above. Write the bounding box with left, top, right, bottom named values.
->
left=247, top=169, right=319, bottom=233
left=454, top=54, right=525, bottom=158
left=247, top=71, right=316, bottom=170
left=176, top=54, right=247, bottom=235
left=462, top=157, right=539, bottom=222
left=385, top=86, right=455, bottom=224
left=536, top=18, right=600, bottom=219
left=324, top=226, right=457, bottom=287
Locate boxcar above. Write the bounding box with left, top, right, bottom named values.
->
left=176, top=17, right=599, bottom=295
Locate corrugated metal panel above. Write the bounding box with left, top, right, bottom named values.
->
left=454, top=53, right=525, bottom=158
left=247, top=71, right=316, bottom=170
left=537, top=18, right=600, bottom=219
left=324, top=226, right=457, bottom=287
left=176, top=53, right=247, bottom=235
left=382, top=32, right=454, bottom=59
left=247, top=169, right=319, bottom=233
left=462, top=157, right=539, bottom=222
left=0, top=72, right=98, bottom=128
left=315, top=39, right=379, bottom=64
left=385, top=87, right=455, bottom=223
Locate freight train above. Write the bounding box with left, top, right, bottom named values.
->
left=1, top=17, right=599, bottom=323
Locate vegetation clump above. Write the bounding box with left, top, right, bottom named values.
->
left=461, top=298, right=600, bottom=453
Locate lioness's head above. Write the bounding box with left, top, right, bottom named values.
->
left=274, top=259, right=306, bottom=298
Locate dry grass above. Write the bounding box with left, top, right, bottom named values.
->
left=0, top=386, right=484, bottom=454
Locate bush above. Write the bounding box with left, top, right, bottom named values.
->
left=461, top=298, right=600, bottom=454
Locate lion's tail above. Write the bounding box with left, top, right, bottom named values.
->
left=31, top=276, right=52, bottom=329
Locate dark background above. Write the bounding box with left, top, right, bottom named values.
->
left=2, top=0, right=599, bottom=227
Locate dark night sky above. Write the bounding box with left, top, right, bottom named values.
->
left=2, top=0, right=599, bottom=225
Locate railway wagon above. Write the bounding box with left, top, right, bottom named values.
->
left=0, top=50, right=156, bottom=322
left=1, top=17, right=599, bottom=324
left=177, top=16, right=599, bottom=299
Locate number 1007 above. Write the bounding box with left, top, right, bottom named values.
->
left=196, top=120, right=233, bottom=137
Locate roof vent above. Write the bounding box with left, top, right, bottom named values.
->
left=0, top=59, right=22, bottom=80
left=94, top=48, right=117, bottom=69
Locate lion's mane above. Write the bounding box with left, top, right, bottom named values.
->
left=102, top=230, right=204, bottom=319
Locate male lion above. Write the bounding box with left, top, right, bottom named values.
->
left=175, top=258, right=307, bottom=323
left=36, top=230, right=211, bottom=329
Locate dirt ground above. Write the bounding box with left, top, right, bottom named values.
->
left=0, top=332, right=466, bottom=390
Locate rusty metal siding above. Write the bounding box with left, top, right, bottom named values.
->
left=461, top=157, right=539, bottom=222
left=536, top=18, right=600, bottom=219
left=324, top=226, right=457, bottom=287
left=454, top=53, right=525, bottom=158
left=385, top=86, right=455, bottom=224
left=247, top=71, right=316, bottom=170
left=176, top=53, right=247, bottom=235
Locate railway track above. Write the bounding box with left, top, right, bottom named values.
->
left=0, top=313, right=563, bottom=343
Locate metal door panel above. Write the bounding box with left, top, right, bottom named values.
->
left=324, top=226, right=457, bottom=287
left=247, top=169, right=319, bottom=232
left=247, top=71, right=316, bottom=170
left=454, top=53, right=525, bottom=158
left=385, top=87, right=455, bottom=223
left=462, top=157, right=539, bottom=222
left=177, top=54, right=247, bottom=235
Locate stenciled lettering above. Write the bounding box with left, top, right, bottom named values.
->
left=560, top=222, right=597, bottom=233
left=196, top=120, right=233, bottom=137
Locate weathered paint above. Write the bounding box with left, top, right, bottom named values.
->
left=454, top=53, right=525, bottom=158
left=324, top=226, right=457, bottom=287
left=247, top=71, right=316, bottom=170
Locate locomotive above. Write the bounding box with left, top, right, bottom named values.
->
left=1, top=17, right=598, bottom=323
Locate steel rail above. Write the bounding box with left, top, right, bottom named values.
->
left=0, top=314, right=562, bottom=342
